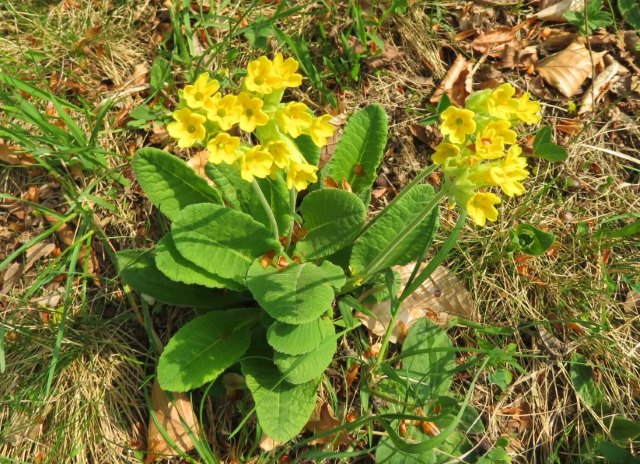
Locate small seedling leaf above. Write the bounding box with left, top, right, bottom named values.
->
left=511, top=223, right=556, bottom=256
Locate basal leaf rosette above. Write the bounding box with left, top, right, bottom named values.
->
left=166, top=54, right=335, bottom=192
left=435, top=83, right=541, bottom=226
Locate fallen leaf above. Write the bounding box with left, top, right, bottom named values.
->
left=366, top=44, right=405, bottom=69
left=1, top=242, right=56, bottom=294
left=187, top=150, right=214, bottom=185
left=259, top=434, right=281, bottom=451
left=1, top=262, right=24, bottom=294
left=0, top=143, right=36, bottom=166
left=540, top=28, right=578, bottom=51
left=535, top=0, right=584, bottom=22
left=146, top=378, right=201, bottom=463
left=305, top=401, right=350, bottom=448
left=579, top=56, right=626, bottom=114
left=471, top=26, right=520, bottom=57
left=430, top=55, right=470, bottom=106
left=623, top=289, right=640, bottom=314
left=357, top=264, right=479, bottom=343
left=132, top=63, right=149, bottom=86
left=536, top=40, right=607, bottom=97
left=44, top=214, right=75, bottom=247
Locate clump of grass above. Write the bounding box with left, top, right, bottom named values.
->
left=0, top=316, right=147, bottom=463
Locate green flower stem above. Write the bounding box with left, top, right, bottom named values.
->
left=356, top=163, right=438, bottom=239
left=284, top=187, right=297, bottom=251
left=251, top=180, right=279, bottom=240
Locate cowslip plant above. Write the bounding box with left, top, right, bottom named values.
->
left=116, top=55, right=552, bottom=449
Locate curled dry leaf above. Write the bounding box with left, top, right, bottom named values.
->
left=470, top=26, right=521, bottom=57
left=1, top=242, right=56, bottom=294
left=535, top=0, right=584, bottom=22
left=623, top=290, right=640, bottom=314
left=259, top=434, right=281, bottom=452
left=187, top=150, right=214, bottom=186
left=357, top=264, right=478, bottom=344
left=536, top=40, right=607, bottom=97
left=146, top=378, right=201, bottom=463
left=579, top=56, right=624, bottom=114
left=0, top=142, right=36, bottom=166
left=305, top=401, right=350, bottom=448
left=430, top=55, right=470, bottom=106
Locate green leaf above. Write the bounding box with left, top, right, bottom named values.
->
left=247, top=260, right=345, bottom=324
left=609, top=417, right=640, bottom=441
left=155, top=233, right=242, bottom=290
left=533, top=125, right=552, bottom=149
left=267, top=317, right=335, bottom=355
left=295, top=134, right=320, bottom=166
left=149, top=56, right=172, bottom=94
left=171, top=203, right=280, bottom=285
left=295, top=189, right=367, bottom=260
left=489, top=368, right=513, bottom=390
left=401, top=319, right=456, bottom=397
left=242, top=358, right=318, bottom=442
left=597, top=440, right=639, bottom=464
left=157, top=309, right=258, bottom=391
left=273, top=324, right=336, bottom=384
left=376, top=431, right=470, bottom=464
left=477, top=447, right=511, bottom=464
left=205, top=161, right=249, bottom=210
left=350, top=184, right=439, bottom=277
left=564, top=0, right=613, bottom=35
left=133, top=148, right=223, bottom=221
left=116, top=249, right=246, bottom=308
left=510, top=223, right=556, bottom=256
left=321, top=104, right=388, bottom=203
left=618, top=0, right=640, bottom=29
left=534, top=143, right=568, bottom=162
left=249, top=175, right=293, bottom=235
left=570, top=353, right=605, bottom=409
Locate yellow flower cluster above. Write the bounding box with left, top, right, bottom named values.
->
left=433, top=83, right=541, bottom=226
left=166, top=54, right=335, bottom=190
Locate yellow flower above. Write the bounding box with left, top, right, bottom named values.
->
left=207, top=133, right=240, bottom=164
left=440, top=107, right=476, bottom=144
left=238, top=145, right=273, bottom=182
left=166, top=108, right=207, bottom=148
left=286, top=160, right=318, bottom=191
left=182, top=73, right=220, bottom=110
left=272, top=53, right=302, bottom=89
left=276, top=102, right=312, bottom=138
left=204, top=94, right=240, bottom=131
left=487, top=83, right=518, bottom=120
left=475, top=121, right=516, bottom=160
left=308, top=114, right=335, bottom=148
left=493, top=145, right=529, bottom=196
left=245, top=56, right=281, bottom=94
left=432, top=142, right=460, bottom=165
left=513, top=93, right=541, bottom=124
left=265, top=140, right=291, bottom=172
left=236, top=92, right=270, bottom=132
left=466, top=192, right=500, bottom=226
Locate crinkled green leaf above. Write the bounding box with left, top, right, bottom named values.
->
left=247, top=260, right=345, bottom=324
left=267, top=317, right=334, bottom=355
left=273, top=323, right=336, bottom=384
left=242, top=358, right=318, bottom=442
left=376, top=431, right=470, bottom=464
left=172, top=203, right=280, bottom=285
left=116, top=249, right=246, bottom=308
left=158, top=309, right=258, bottom=391
left=570, top=353, right=605, bottom=409
left=133, top=148, right=222, bottom=220
left=295, top=189, right=366, bottom=260
left=350, top=184, right=439, bottom=277
left=321, top=104, right=388, bottom=203
left=155, top=233, right=242, bottom=290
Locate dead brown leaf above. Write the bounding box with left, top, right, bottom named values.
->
left=258, top=435, right=281, bottom=452
left=430, top=55, right=470, bottom=106
left=471, top=26, right=520, bottom=57
left=187, top=150, right=214, bottom=185
left=0, top=143, right=36, bottom=166
left=305, top=401, right=350, bottom=448
left=357, top=264, right=479, bottom=343
left=132, top=63, right=149, bottom=86
left=146, top=379, right=201, bottom=463
left=623, top=289, right=640, bottom=314
left=366, top=44, right=405, bottom=70
left=536, top=40, right=607, bottom=97
left=579, top=56, right=624, bottom=114
left=1, top=242, right=55, bottom=294
left=535, top=0, right=584, bottom=22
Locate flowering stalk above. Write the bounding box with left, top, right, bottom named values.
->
left=251, top=180, right=279, bottom=240
left=284, top=187, right=296, bottom=251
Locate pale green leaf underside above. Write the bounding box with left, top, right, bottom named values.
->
left=321, top=104, right=388, bottom=202
left=350, top=184, right=439, bottom=276
left=133, top=147, right=222, bottom=221
left=273, top=326, right=336, bottom=384
left=295, top=189, right=366, bottom=260
left=247, top=260, right=345, bottom=324
left=158, top=309, right=257, bottom=391
left=172, top=203, right=280, bottom=285
left=155, top=233, right=242, bottom=290
left=242, top=359, right=318, bottom=442
left=267, top=317, right=334, bottom=355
